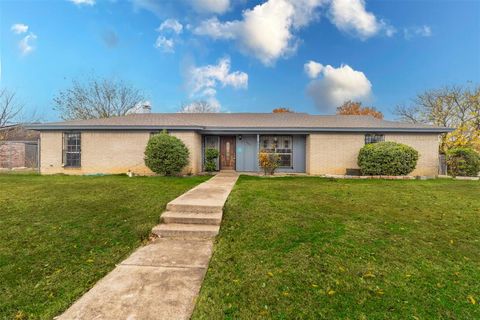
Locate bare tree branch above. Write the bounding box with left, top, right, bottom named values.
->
left=53, top=76, right=145, bottom=120
left=0, top=88, right=23, bottom=128
left=178, top=100, right=219, bottom=113
left=394, top=84, right=480, bottom=152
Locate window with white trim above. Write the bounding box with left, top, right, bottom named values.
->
left=63, top=132, right=81, bottom=167
left=260, top=135, right=293, bottom=167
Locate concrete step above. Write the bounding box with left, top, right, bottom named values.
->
left=161, top=211, right=223, bottom=225
left=152, top=223, right=220, bottom=239
left=166, top=203, right=223, bottom=214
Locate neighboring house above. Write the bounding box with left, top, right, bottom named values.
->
left=27, top=113, right=452, bottom=176
left=0, top=124, right=40, bottom=169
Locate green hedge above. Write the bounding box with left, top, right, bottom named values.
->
left=446, top=147, right=480, bottom=177
left=204, top=148, right=219, bottom=172
left=144, top=131, right=189, bottom=176
left=357, top=141, right=419, bottom=176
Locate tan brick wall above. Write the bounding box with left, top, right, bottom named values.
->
left=385, top=133, right=440, bottom=176
left=170, top=131, right=202, bottom=175
left=40, top=130, right=202, bottom=175
left=306, top=133, right=365, bottom=175
left=306, top=132, right=440, bottom=176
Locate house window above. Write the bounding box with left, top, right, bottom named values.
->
left=63, top=132, right=81, bottom=167
left=365, top=133, right=384, bottom=144
left=259, top=135, right=293, bottom=167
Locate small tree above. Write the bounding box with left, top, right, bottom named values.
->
left=53, top=75, right=145, bottom=120
left=204, top=148, right=219, bottom=172
left=259, top=152, right=280, bottom=175
left=144, top=131, right=189, bottom=176
left=358, top=142, right=419, bottom=176
left=272, top=107, right=294, bottom=113
left=446, top=147, right=480, bottom=177
left=337, top=101, right=384, bottom=119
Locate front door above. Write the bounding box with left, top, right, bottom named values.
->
left=220, top=136, right=236, bottom=170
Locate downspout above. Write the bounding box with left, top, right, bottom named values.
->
left=37, top=137, right=41, bottom=174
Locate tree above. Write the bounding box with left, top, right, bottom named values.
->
left=0, top=88, right=23, bottom=128
left=394, top=85, right=480, bottom=153
left=272, top=107, right=294, bottom=113
left=336, top=101, right=383, bottom=119
left=53, top=76, right=145, bottom=120
left=179, top=100, right=218, bottom=113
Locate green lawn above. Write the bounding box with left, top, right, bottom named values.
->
left=0, top=174, right=209, bottom=320
left=193, top=176, right=480, bottom=319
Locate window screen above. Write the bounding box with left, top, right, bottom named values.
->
left=259, top=135, right=293, bottom=167
left=365, top=133, right=384, bottom=144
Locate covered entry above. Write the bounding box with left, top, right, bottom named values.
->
left=202, top=134, right=306, bottom=173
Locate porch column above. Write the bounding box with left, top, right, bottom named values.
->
left=256, top=134, right=260, bottom=172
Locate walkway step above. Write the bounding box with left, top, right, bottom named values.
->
left=166, top=203, right=223, bottom=213
left=152, top=223, right=220, bottom=239
left=161, top=211, right=223, bottom=225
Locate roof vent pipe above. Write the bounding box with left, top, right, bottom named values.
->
left=141, top=102, right=151, bottom=114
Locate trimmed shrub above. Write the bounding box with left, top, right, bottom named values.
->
left=357, top=141, right=419, bottom=176
left=204, top=148, right=219, bottom=172
left=446, top=147, right=480, bottom=177
left=144, top=130, right=189, bottom=175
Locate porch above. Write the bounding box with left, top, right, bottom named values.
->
left=202, top=134, right=306, bottom=173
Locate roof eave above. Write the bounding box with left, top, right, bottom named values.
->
left=26, top=124, right=454, bottom=133
left=25, top=125, right=204, bottom=131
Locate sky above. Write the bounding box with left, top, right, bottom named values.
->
left=1, top=0, right=479, bottom=121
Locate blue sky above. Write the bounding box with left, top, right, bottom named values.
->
left=1, top=0, right=479, bottom=121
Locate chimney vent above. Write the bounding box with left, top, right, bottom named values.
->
left=139, top=101, right=151, bottom=114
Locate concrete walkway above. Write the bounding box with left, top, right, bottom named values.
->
left=58, top=172, right=239, bottom=320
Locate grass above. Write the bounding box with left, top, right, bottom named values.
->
left=0, top=174, right=209, bottom=320
left=193, top=176, right=480, bottom=320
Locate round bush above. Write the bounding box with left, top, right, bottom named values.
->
left=144, top=131, right=189, bottom=175
left=357, top=141, right=419, bottom=176
left=446, top=147, right=480, bottom=177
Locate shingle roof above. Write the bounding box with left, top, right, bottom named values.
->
left=27, top=113, right=453, bottom=133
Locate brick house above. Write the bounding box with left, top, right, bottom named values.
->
left=28, top=113, right=452, bottom=176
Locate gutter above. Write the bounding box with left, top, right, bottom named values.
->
left=25, top=125, right=204, bottom=131
left=26, top=124, right=454, bottom=134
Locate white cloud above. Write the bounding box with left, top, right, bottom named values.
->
left=186, top=57, right=248, bottom=110
left=131, top=0, right=163, bottom=16
left=328, top=0, right=393, bottom=39
left=188, top=0, right=230, bottom=14
left=19, top=33, right=37, bottom=56
left=194, top=0, right=324, bottom=65
left=306, top=62, right=372, bottom=112
left=403, top=25, right=432, bottom=39
left=155, top=19, right=183, bottom=53
left=157, top=19, right=183, bottom=34
left=154, top=36, right=175, bottom=52
left=194, top=17, right=238, bottom=39
left=68, top=0, right=95, bottom=5
left=304, top=60, right=323, bottom=79
left=11, top=23, right=29, bottom=34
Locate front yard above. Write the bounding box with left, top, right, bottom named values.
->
left=193, top=176, right=480, bottom=319
left=0, top=174, right=209, bottom=319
